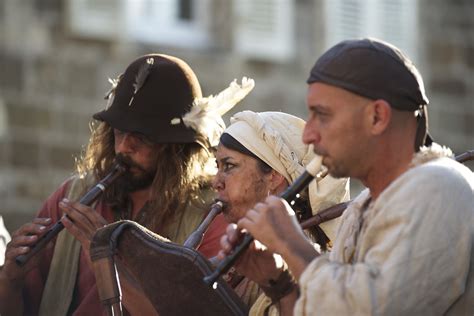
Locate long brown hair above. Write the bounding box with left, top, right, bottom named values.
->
left=76, top=121, right=214, bottom=232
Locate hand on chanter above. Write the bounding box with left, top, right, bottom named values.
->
left=237, top=195, right=307, bottom=256
left=1, top=218, right=52, bottom=284
left=60, top=198, right=108, bottom=266
left=240, top=195, right=321, bottom=280
left=217, top=223, right=286, bottom=286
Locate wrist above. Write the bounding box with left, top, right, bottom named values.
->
left=259, top=262, right=297, bottom=302
left=280, top=236, right=319, bottom=280
left=0, top=268, right=24, bottom=291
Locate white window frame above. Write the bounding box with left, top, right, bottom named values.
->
left=66, top=0, right=124, bottom=40
left=233, top=0, right=295, bottom=62
left=324, top=0, right=419, bottom=63
left=67, top=0, right=213, bottom=49
left=125, top=0, right=212, bottom=49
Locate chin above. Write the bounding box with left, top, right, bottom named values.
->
left=221, top=204, right=234, bottom=222
left=328, top=171, right=344, bottom=179
left=328, top=166, right=349, bottom=179
left=222, top=212, right=237, bottom=224
left=223, top=207, right=246, bottom=224
left=321, top=156, right=331, bottom=168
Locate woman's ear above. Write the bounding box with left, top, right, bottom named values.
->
left=269, top=170, right=288, bottom=194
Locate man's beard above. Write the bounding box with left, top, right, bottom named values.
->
left=327, top=166, right=347, bottom=179
left=115, top=154, right=156, bottom=192
left=313, top=151, right=348, bottom=179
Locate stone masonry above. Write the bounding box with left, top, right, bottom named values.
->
left=0, top=0, right=472, bottom=232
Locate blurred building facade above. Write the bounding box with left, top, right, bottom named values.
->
left=0, top=0, right=472, bottom=231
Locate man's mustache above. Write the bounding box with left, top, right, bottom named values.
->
left=312, top=147, right=327, bottom=157
left=115, top=154, right=147, bottom=173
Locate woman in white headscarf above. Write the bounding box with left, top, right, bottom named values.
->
left=201, top=110, right=349, bottom=309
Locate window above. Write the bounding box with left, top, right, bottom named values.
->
left=67, top=0, right=122, bottom=39
left=324, top=0, right=418, bottom=62
left=233, top=0, right=295, bottom=62
left=67, top=0, right=212, bottom=48
left=125, top=0, right=212, bottom=48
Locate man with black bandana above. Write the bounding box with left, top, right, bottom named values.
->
left=220, top=38, right=474, bottom=315
left=0, top=54, right=254, bottom=315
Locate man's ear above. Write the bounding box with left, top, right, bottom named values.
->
left=369, top=99, right=392, bottom=135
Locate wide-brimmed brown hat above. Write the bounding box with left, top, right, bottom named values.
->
left=93, top=54, right=208, bottom=147
left=94, top=54, right=255, bottom=150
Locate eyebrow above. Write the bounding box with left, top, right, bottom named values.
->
left=216, top=156, right=231, bottom=164
left=219, top=156, right=237, bottom=163
left=308, top=103, right=330, bottom=112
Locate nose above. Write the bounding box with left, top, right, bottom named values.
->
left=302, top=122, right=321, bottom=145
left=115, top=133, right=137, bottom=154
left=212, top=171, right=224, bottom=191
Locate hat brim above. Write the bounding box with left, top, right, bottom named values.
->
left=93, top=109, right=205, bottom=147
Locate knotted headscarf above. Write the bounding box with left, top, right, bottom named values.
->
left=223, top=111, right=349, bottom=241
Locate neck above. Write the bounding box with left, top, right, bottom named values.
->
left=128, top=187, right=152, bottom=218
left=360, top=138, right=415, bottom=201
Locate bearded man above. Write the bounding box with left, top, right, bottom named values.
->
left=0, top=54, right=253, bottom=315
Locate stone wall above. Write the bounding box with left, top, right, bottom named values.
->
left=419, top=0, right=473, bottom=161
left=0, top=0, right=472, bottom=232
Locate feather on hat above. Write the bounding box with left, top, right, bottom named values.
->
left=171, top=77, right=255, bottom=147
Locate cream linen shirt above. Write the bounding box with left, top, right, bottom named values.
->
left=296, top=156, right=474, bottom=315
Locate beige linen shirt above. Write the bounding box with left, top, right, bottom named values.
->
left=296, top=154, right=474, bottom=315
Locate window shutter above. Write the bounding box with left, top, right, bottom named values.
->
left=125, top=0, right=211, bottom=48
left=325, top=0, right=418, bottom=62
left=325, top=0, right=366, bottom=42
left=373, top=0, right=418, bottom=60
left=67, top=0, right=122, bottom=39
left=234, top=0, right=295, bottom=62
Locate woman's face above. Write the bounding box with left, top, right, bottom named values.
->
left=213, top=144, right=273, bottom=223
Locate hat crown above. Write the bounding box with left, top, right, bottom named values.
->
left=116, top=54, right=202, bottom=111
left=93, top=54, right=205, bottom=146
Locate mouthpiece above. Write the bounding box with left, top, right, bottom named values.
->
left=305, top=156, right=323, bottom=177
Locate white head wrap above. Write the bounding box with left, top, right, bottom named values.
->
left=224, top=111, right=349, bottom=242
